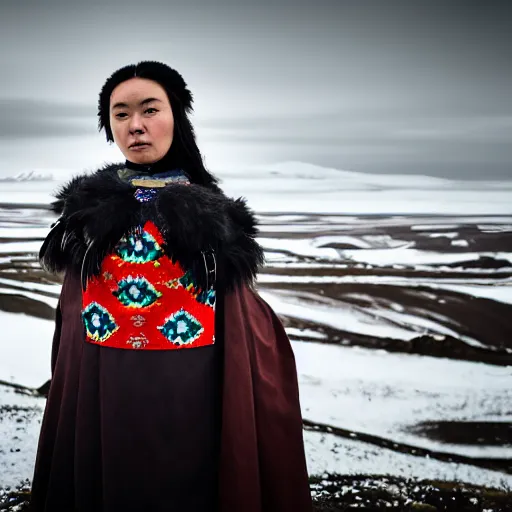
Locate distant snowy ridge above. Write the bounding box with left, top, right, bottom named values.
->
left=0, top=170, right=54, bottom=182
left=0, top=161, right=511, bottom=214
left=216, top=160, right=512, bottom=214
left=227, top=161, right=512, bottom=191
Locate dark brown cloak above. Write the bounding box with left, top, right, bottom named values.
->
left=31, top=269, right=312, bottom=511
left=31, top=163, right=312, bottom=511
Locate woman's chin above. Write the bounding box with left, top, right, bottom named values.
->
left=128, top=152, right=159, bottom=165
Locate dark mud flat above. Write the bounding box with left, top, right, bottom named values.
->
left=409, top=421, right=512, bottom=447
left=2, top=477, right=512, bottom=512
left=310, top=475, right=512, bottom=511
left=258, top=213, right=512, bottom=365
left=257, top=213, right=512, bottom=485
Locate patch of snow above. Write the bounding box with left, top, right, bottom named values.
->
left=451, top=239, right=470, bottom=247
left=305, top=430, right=512, bottom=489
left=293, top=341, right=512, bottom=459
left=0, top=312, right=54, bottom=387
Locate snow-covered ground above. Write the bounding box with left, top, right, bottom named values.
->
left=0, top=312, right=55, bottom=388
left=1, top=160, right=511, bottom=490
left=304, top=430, right=512, bottom=489
left=292, top=341, right=512, bottom=459
left=2, top=338, right=512, bottom=490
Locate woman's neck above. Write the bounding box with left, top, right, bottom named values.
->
left=125, top=158, right=172, bottom=175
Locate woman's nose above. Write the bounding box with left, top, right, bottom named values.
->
left=129, top=114, right=145, bottom=134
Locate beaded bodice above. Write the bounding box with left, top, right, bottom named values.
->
left=80, top=169, right=216, bottom=350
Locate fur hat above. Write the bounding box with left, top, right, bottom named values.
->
left=97, top=61, right=194, bottom=142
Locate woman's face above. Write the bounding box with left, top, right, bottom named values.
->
left=109, top=77, right=174, bottom=165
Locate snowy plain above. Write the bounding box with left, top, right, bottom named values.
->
left=0, top=161, right=511, bottom=490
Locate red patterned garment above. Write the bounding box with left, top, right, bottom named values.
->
left=81, top=220, right=216, bottom=350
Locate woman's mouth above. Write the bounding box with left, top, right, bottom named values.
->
left=130, top=143, right=150, bottom=151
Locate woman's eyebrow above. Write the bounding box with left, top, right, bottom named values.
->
left=140, top=97, right=162, bottom=106
left=111, top=98, right=162, bottom=110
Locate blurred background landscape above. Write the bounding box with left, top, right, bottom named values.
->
left=0, top=0, right=511, bottom=504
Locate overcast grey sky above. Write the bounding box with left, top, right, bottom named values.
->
left=1, top=0, right=511, bottom=178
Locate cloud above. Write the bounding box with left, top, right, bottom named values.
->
left=196, top=112, right=512, bottom=179
left=0, top=99, right=96, bottom=138
left=199, top=112, right=512, bottom=144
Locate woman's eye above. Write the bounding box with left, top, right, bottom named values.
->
left=145, top=108, right=158, bottom=114
left=115, top=112, right=128, bottom=119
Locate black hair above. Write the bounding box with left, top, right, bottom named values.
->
left=98, top=61, right=217, bottom=186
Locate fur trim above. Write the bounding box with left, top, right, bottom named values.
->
left=40, top=164, right=264, bottom=291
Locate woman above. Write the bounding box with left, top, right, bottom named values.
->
left=31, top=61, right=312, bottom=512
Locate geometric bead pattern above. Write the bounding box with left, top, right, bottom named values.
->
left=134, top=187, right=158, bottom=203
left=81, top=220, right=216, bottom=350
left=113, top=275, right=162, bottom=308
left=81, top=301, right=119, bottom=343
left=177, top=270, right=216, bottom=308
left=158, top=308, right=204, bottom=346
left=115, top=229, right=164, bottom=263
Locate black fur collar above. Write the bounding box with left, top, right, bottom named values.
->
left=39, top=163, right=264, bottom=291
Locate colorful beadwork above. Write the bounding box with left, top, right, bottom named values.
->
left=81, top=220, right=216, bottom=350
left=134, top=188, right=158, bottom=202
left=116, top=230, right=164, bottom=263
left=126, top=334, right=149, bottom=349
left=131, top=315, right=146, bottom=327
left=113, top=275, right=162, bottom=308
left=197, top=288, right=216, bottom=308
left=162, top=271, right=216, bottom=308
left=179, top=270, right=200, bottom=295
left=82, top=302, right=119, bottom=342
left=158, top=309, right=204, bottom=346
left=118, top=168, right=190, bottom=187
